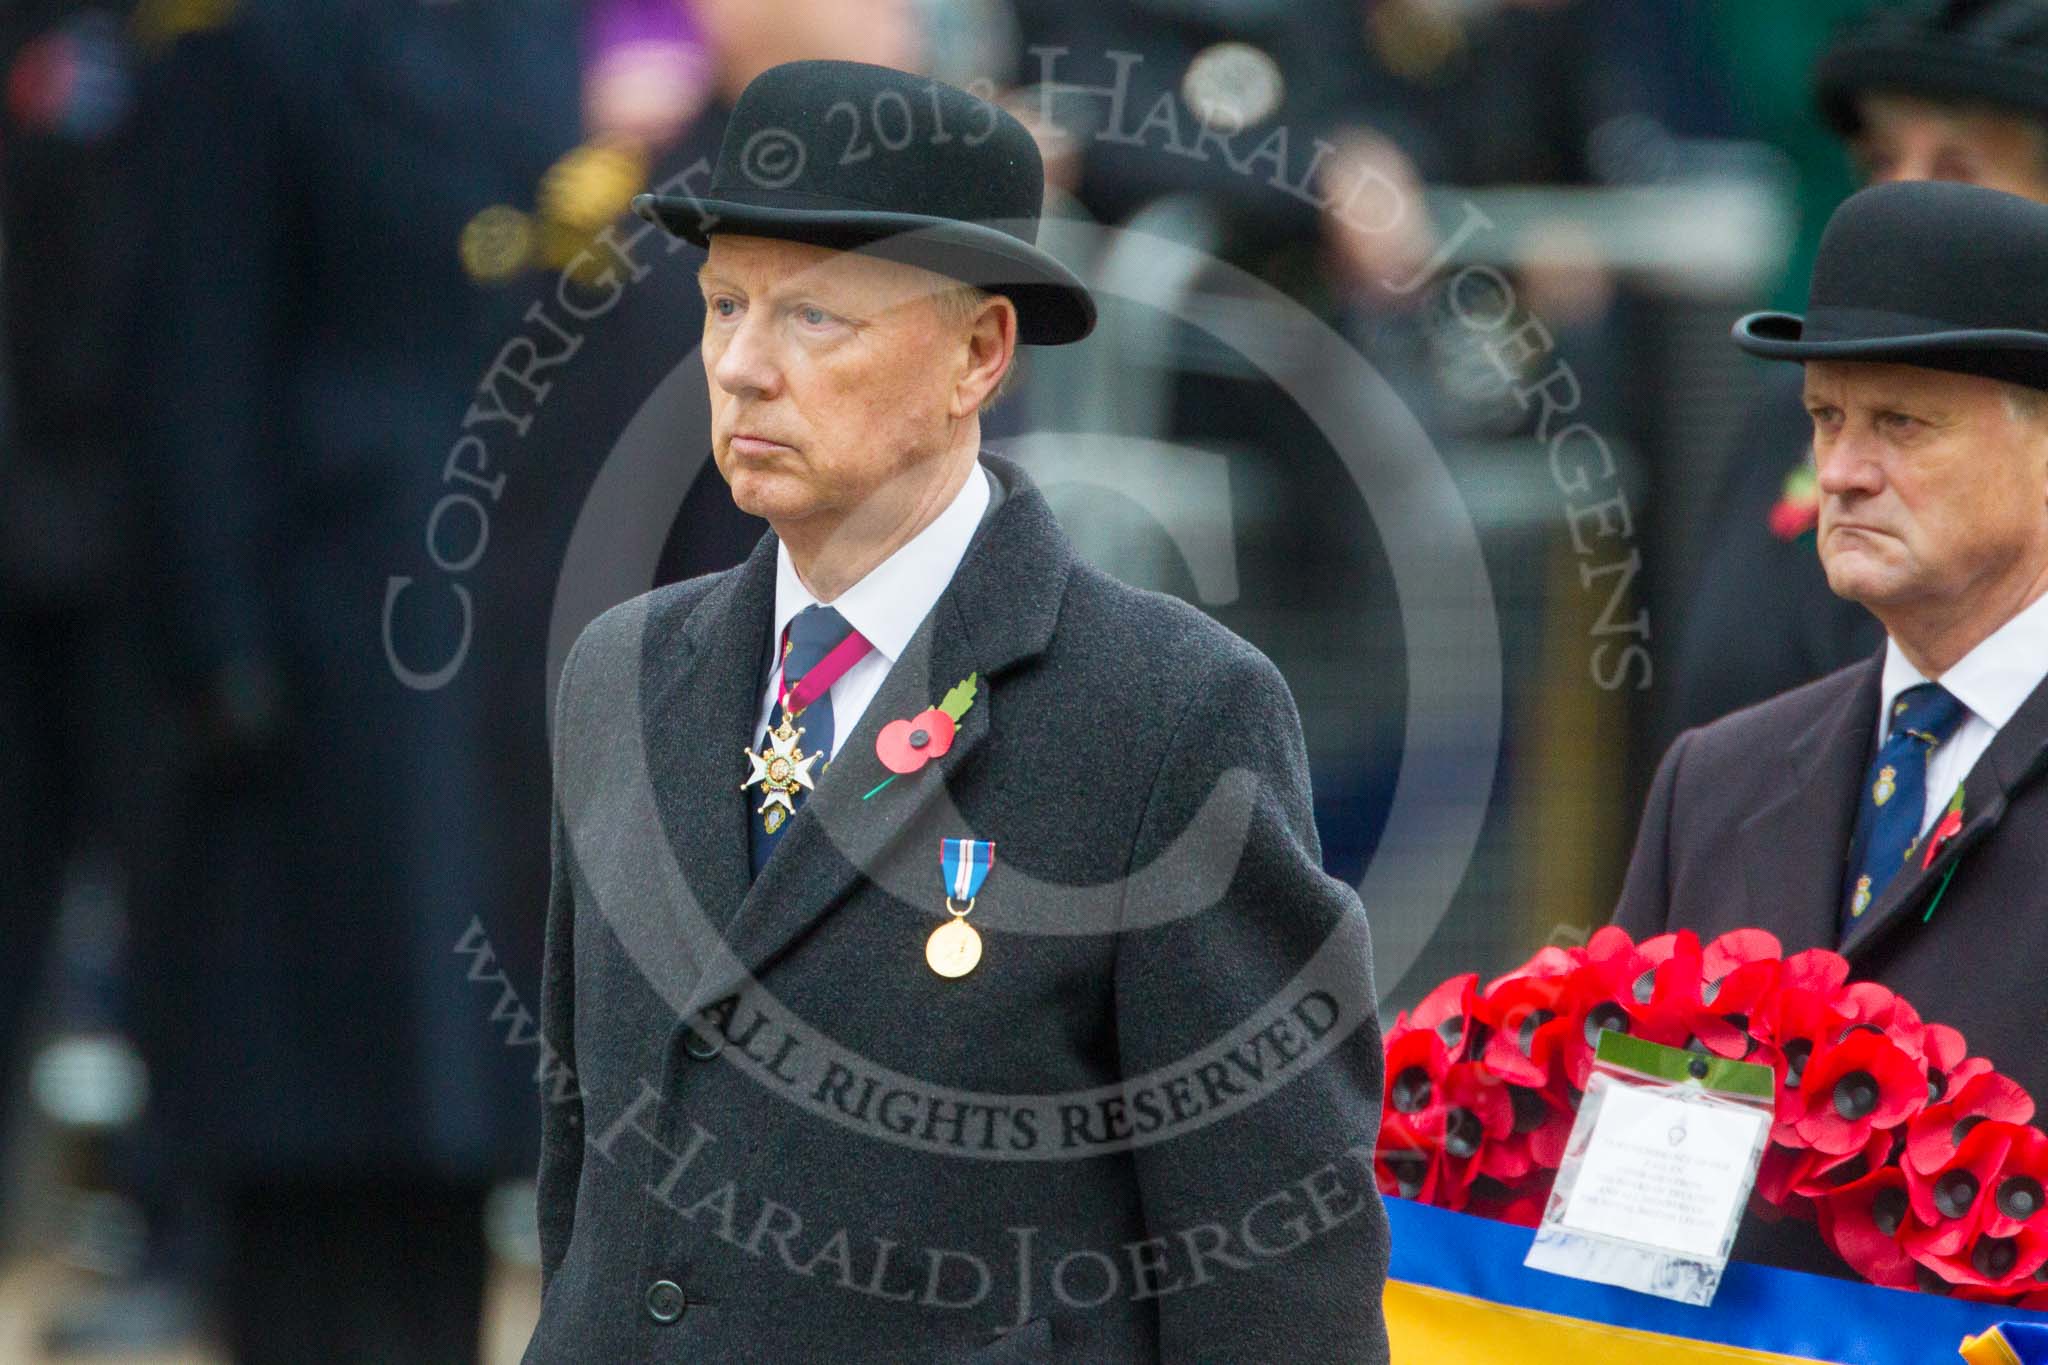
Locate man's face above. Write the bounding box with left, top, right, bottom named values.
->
left=1805, top=360, right=2048, bottom=616
left=699, top=234, right=969, bottom=528
left=1852, top=94, right=2048, bottom=203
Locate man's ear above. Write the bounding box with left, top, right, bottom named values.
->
left=953, top=294, right=1018, bottom=418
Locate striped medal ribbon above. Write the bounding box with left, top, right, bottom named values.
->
left=928, top=838, right=994, bottom=978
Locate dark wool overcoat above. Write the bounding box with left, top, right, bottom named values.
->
left=526, top=455, right=1391, bottom=1361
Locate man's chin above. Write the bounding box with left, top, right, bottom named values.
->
left=1819, top=551, right=1906, bottom=608
left=725, top=468, right=816, bottom=525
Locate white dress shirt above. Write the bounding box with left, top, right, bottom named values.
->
left=1878, top=588, right=2048, bottom=836
left=753, top=465, right=992, bottom=760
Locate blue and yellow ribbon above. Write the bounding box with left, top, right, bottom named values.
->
left=1387, top=1198, right=2048, bottom=1364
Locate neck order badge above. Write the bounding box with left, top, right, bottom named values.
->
left=929, top=838, right=994, bottom=978
left=741, top=622, right=872, bottom=836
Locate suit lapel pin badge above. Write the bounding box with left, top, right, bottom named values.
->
left=929, top=837, right=993, bottom=979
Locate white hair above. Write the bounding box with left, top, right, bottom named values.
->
left=2005, top=382, right=2048, bottom=426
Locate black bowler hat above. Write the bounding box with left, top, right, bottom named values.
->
left=631, top=60, right=1095, bottom=346
left=1814, top=0, right=2048, bottom=139
left=1733, top=180, right=2048, bottom=392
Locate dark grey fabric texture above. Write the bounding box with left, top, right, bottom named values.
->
left=1614, top=652, right=2048, bottom=1272
left=526, top=454, right=1390, bottom=1362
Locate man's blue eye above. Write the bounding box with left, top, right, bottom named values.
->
left=800, top=307, right=828, bottom=325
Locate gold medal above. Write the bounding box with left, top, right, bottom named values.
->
left=929, top=842, right=993, bottom=978
left=926, top=915, right=982, bottom=978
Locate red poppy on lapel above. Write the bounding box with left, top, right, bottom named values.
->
left=1923, top=788, right=1966, bottom=869
left=875, top=706, right=956, bottom=774
left=866, top=674, right=979, bottom=794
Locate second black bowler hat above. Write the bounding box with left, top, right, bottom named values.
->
left=1813, top=0, right=2048, bottom=138
left=1733, top=179, right=2048, bottom=392
left=630, top=60, right=1095, bottom=346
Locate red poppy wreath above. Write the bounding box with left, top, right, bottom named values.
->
left=1379, top=927, right=2048, bottom=1303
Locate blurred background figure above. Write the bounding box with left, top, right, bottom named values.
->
left=0, top=0, right=2012, bottom=1358
left=0, top=0, right=213, bottom=1356
left=1666, top=0, right=2048, bottom=740
left=103, top=0, right=587, bottom=1358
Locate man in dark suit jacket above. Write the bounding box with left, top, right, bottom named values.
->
left=1666, top=0, right=2048, bottom=741
left=1616, top=181, right=2048, bottom=1274
left=527, top=61, right=1390, bottom=1362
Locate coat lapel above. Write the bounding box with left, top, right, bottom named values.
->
left=1733, top=658, right=1882, bottom=953
left=680, top=457, right=1072, bottom=1017
left=1841, top=667, right=2048, bottom=961
left=644, top=533, right=778, bottom=948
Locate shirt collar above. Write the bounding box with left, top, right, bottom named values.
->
left=1880, top=588, right=2048, bottom=738
left=770, top=462, right=992, bottom=668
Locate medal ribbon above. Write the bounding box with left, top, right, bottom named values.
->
left=941, top=838, right=995, bottom=902
left=777, top=623, right=874, bottom=717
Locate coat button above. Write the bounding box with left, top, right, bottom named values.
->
left=645, top=1279, right=687, bottom=1323
left=684, top=997, right=734, bottom=1059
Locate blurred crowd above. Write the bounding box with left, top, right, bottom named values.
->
left=0, top=0, right=2042, bottom=1358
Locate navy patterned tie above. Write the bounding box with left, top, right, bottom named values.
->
left=749, top=605, right=857, bottom=878
left=1840, top=682, right=1967, bottom=936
